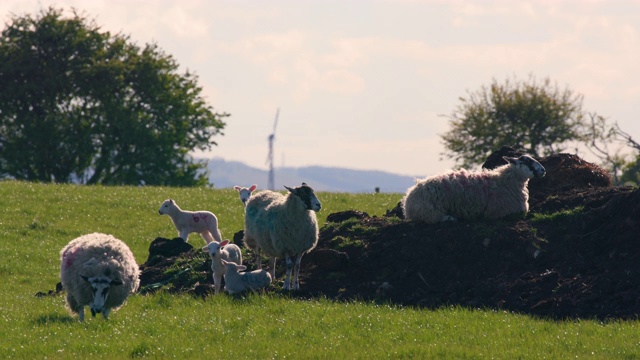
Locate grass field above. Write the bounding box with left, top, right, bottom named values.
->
left=1, top=181, right=639, bottom=359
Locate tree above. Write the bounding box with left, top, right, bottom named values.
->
left=441, top=75, right=587, bottom=168
left=585, top=113, right=640, bottom=185
left=0, top=7, right=228, bottom=186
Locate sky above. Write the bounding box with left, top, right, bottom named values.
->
left=2, top=0, right=639, bottom=177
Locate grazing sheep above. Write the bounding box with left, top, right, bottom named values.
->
left=60, top=233, right=140, bottom=322
left=402, top=155, right=546, bottom=223
left=202, top=239, right=242, bottom=294
left=158, top=199, right=222, bottom=244
left=222, top=260, right=272, bottom=294
left=243, top=183, right=321, bottom=290
left=234, top=184, right=257, bottom=207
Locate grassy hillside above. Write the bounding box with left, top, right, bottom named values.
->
left=1, top=181, right=639, bottom=359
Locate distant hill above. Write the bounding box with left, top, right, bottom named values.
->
left=201, top=157, right=419, bottom=193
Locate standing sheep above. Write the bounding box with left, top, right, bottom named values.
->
left=60, top=233, right=140, bottom=322
left=402, top=155, right=546, bottom=223
left=222, top=260, right=272, bottom=294
left=234, top=184, right=257, bottom=207
left=241, top=190, right=281, bottom=272
left=243, top=183, right=321, bottom=290
left=158, top=199, right=223, bottom=244
left=202, top=239, right=242, bottom=294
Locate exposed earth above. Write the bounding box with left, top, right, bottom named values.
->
left=40, top=150, right=640, bottom=320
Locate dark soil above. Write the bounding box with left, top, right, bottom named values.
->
left=41, top=153, right=640, bottom=320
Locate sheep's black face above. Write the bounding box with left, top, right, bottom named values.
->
left=519, top=155, right=546, bottom=178
left=286, top=183, right=322, bottom=212
left=81, top=275, right=123, bottom=316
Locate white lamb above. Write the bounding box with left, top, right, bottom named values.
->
left=60, top=233, right=140, bottom=322
left=222, top=260, right=272, bottom=294
left=158, top=199, right=223, bottom=244
left=202, top=239, right=242, bottom=294
left=402, top=155, right=546, bottom=223
left=243, top=183, right=321, bottom=290
left=234, top=184, right=257, bottom=206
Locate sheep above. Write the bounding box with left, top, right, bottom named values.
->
left=243, top=182, right=321, bottom=290
left=222, top=260, right=272, bottom=294
left=60, top=233, right=140, bottom=322
left=241, top=190, right=282, bottom=271
left=202, top=239, right=242, bottom=294
left=234, top=184, right=257, bottom=207
left=158, top=199, right=222, bottom=244
left=401, top=155, right=546, bottom=224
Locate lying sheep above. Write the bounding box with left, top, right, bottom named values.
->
left=158, top=199, right=222, bottom=244
left=234, top=184, right=257, bottom=207
left=202, top=239, right=242, bottom=294
left=243, top=183, right=321, bottom=290
left=402, top=155, right=546, bottom=223
left=60, top=233, right=140, bottom=322
left=222, top=260, right=272, bottom=294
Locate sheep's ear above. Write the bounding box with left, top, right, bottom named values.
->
left=238, top=265, right=247, bottom=271
left=80, top=275, right=90, bottom=282
left=284, top=185, right=295, bottom=193
left=502, top=156, right=518, bottom=164
left=202, top=245, right=209, bottom=253
left=234, top=186, right=241, bottom=191
left=249, top=184, right=257, bottom=191
left=111, top=279, right=123, bottom=286
left=220, top=240, right=229, bottom=247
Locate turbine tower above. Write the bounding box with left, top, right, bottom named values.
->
left=267, top=108, right=280, bottom=191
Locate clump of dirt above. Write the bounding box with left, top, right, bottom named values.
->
left=128, top=153, right=640, bottom=320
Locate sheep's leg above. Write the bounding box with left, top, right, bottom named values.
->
left=211, top=228, right=223, bottom=243
left=213, top=271, right=223, bottom=294
left=283, top=256, right=294, bottom=290
left=102, top=308, right=111, bottom=319
left=269, top=257, right=277, bottom=279
left=67, top=294, right=84, bottom=321
left=254, top=247, right=262, bottom=269
left=201, top=231, right=214, bottom=244
left=179, top=230, right=189, bottom=242
left=293, top=254, right=303, bottom=290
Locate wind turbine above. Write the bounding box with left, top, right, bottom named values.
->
left=267, top=108, right=280, bottom=191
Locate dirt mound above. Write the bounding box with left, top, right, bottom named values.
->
left=133, top=153, right=640, bottom=320
left=303, top=185, right=639, bottom=320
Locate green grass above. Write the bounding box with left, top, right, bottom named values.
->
left=1, top=181, right=640, bottom=359
left=529, top=206, right=586, bottom=223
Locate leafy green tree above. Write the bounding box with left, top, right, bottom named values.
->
left=0, top=7, right=227, bottom=185
left=620, top=158, right=640, bottom=185
left=441, top=75, right=587, bottom=168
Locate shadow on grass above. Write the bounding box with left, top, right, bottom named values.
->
left=33, top=313, right=75, bottom=325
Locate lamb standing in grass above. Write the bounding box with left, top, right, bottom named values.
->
left=402, top=155, right=546, bottom=223
left=234, top=184, right=257, bottom=207
left=60, top=233, right=140, bottom=322
left=158, top=199, right=222, bottom=244
left=202, top=239, right=242, bottom=294
left=243, top=183, right=321, bottom=290
left=222, top=260, right=272, bottom=294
